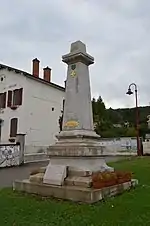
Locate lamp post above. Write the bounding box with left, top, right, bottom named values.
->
left=126, top=83, right=141, bottom=156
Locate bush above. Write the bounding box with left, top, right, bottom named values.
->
left=92, top=171, right=132, bottom=189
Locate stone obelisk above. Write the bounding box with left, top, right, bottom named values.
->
left=47, top=40, right=112, bottom=177
left=59, top=41, right=99, bottom=138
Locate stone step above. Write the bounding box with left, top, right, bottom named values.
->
left=30, top=167, right=46, bottom=175
left=65, top=176, right=92, bottom=188
left=29, top=173, right=44, bottom=184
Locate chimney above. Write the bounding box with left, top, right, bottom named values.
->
left=32, top=58, right=40, bottom=77
left=43, top=67, right=51, bottom=82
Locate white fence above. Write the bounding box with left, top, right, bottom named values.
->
left=99, top=137, right=137, bottom=154
left=143, top=141, right=150, bottom=154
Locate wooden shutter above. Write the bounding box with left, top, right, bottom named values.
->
left=0, top=92, right=6, bottom=108
left=3, top=92, right=6, bottom=108
left=13, top=89, right=18, bottom=105
left=18, top=88, right=23, bottom=105
left=7, top=90, right=12, bottom=107
left=13, top=88, right=23, bottom=106
left=10, top=118, right=18, bottom=137
left=0, top=93, right=3, bottom=108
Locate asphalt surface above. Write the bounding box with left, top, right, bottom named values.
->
left=0, top=161, right=49, bottom=188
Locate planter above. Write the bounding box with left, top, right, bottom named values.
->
left=118, top=177, right=131, bottom=183
left=104, top=179, right=117, bottom=187
left=93, top=181, right=105, bottom=189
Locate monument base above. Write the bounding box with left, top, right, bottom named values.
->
left=13, top=179, right=138, bottom=204
left=47, top=133, right=114, bottom=175
left=13, top=131, right=138, bottom=203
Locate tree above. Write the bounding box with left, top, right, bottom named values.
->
left=92, top=95, right=150, bottom=138
left=92, top=96, right=106, bottom=123
left=92, top=96, right=112, bottom=136
left=139, top=123, right=149, bottom=139
left=125, top=127, right=136, bottom=137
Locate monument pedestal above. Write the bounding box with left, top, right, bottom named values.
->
left=47, top=130, right=113, bottom=174
left=13, top=133, right=138, bottom=204
left=38, top=129, right=113, bottom=186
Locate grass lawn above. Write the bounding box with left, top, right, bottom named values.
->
left=1, top=157, right=150, bottom=226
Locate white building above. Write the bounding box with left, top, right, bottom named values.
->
left=0, top=58, right=65, bottom=153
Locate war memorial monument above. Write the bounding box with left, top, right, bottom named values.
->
left=13, top=41, right=138, bottom=203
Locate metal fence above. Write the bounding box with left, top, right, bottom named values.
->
left=0, top=144, right=21, bottom=167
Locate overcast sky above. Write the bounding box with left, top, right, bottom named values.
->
left=0, top=0, right=150, bottom=109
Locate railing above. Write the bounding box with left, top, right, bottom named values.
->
left=0, top=144, right=21, bottom=168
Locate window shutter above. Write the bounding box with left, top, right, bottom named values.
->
left=0, top=93, right=3, bottom=108
left=18, top=88, right=23, bottom=105
left=13, top=89, right=18, bottom=105
left=13, top=88, right=23, bottom=106
left=3, top=92, right=6, bottom=108
left=0, top=92, right=6, bottom=108
left=10, top=118, right=18, bottom=137
left=7, top=90, right=12, bottom=107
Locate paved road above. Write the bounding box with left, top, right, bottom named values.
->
left=0, top=161, right=49, bottom=188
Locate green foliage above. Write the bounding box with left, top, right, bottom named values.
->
left=1, top=158, right=150, bottom=225
left=92, top=96, right=150, bottom=138
left=92, top=96, right=106, bottom=123
left=125, top=127, right=137, bottom=137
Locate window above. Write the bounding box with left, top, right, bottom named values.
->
left=0, top=92, right=6, bottom=108
left=13, top=88, right=23, bottom=106
left=7, top=88, right=23, bottom=107
left=10, top=118, right=18, bottom=137
left=7, top=90, right=12, bottom=107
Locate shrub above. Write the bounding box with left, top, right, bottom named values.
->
left=92, top=171, right=132, bottom=189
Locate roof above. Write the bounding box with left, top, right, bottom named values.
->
left=0, top=63, right=65, bottom=92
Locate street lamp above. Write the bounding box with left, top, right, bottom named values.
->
left=126, top=83, right=142, bottom=156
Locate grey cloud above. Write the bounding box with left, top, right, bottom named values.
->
left=0, top=0, right=150, bottom=108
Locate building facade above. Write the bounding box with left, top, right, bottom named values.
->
left=0, top=59, right=65, bottom=153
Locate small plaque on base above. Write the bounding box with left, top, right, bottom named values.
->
left=43, top=164, right=67, bottom=186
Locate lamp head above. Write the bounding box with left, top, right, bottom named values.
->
left=126, top=88, right=133, bottom=95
